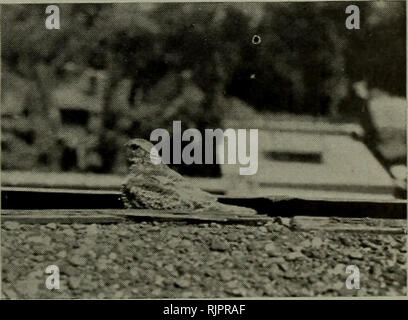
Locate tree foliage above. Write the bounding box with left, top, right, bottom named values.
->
left=1, top=2, right=405, bottom=173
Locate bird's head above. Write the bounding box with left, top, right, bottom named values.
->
left=125, top=139, right=161, bottom=165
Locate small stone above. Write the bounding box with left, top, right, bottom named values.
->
left=219, top=270, right=233, bottom=281
left=96, top=257, right=108, bottom=271
left=86, top=224, right=98, bottom=236
left=258, top=226, right=268, bottom=233
left=68, top=277, right=82, bottom=289
left=269, top=257, right=285, bottom=264
left=132, top=240, right=144, bottom=247
left=311, top=237, right=323, bottom=248
left=332, top=263, right=346, bottom=275
left=210, top=239, right=230, bottom=252
left=175, top=277, right=191, bottom=288
left=113, top=291, right=124, bottom=299
left=230, top=288, right=246, bottom=297
left=370, top=264, right=382, bottom=277
left=339, top=236, right=353, bottom=246
left=300, top=239, right=311, bottom=247
left=27, top=235, right=51, bottom=246
left=3, top=221, right=21, bottom=231
left=32, top=255, right=44, bottom=262
left=61, top=264, right=77, bottom=276
left=265, top=243, right=279, bottom=257
left=46, top=223, right=57, bottom=230
left=386, top=259, right=396, bottom=268
left=27, top=270, right=43, bottom=280
left=181, top=291, right=193, bottom=298
left=117, top=230, right=130, bottom=237
left=210, top=223, right=221, bottom=228
left=14, top=278, right=40, bottom=297
left=96, top=291, right=108, bottom=299
left=154, top=275, right=165, bottom=287
left=246, top=242, right=260, bottom=252
left=277, top=217, right=291, bottom=228
left=266, top=224, right=279, bottom=232
left=69, top=255, right=87, bottom=266
left=129, top=267, right=139, bottom=278
left=361, top=239, right=378, bottom=250
left=62, top=229, right=76, bottom=237
left=226, top=233, right=239, bottom=242
left=226, top=280, right=239, bottom=289
left=278, top=262, right=290, bottom=272
left=332, top=282, right=344, bottom=290
left=268, top=265, right=281, bottom=279
left=3, top=287, right=18, bottom=299
left=283, top=270, right=297, bottom=279
left=348, top=251, right=364, bottom=260
left=384, top=235, right=399, bottom=247
left=263, top=283, right=277, bottom=296
left=180, top=239, right=193, bottom=247
left=108, top=252, right=117, bottom=261
left=285, top=251, right=305, bottom=261
left=72, top=224, right=86, bottom=230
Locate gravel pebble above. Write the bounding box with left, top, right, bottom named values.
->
left=69, top=255, right=87, bottom=266
left=285, top=251, right=305, bottom=261
left=46, top=223, right=57, bottom=230
left=3, top=222, right=21, bottom=231
left=210, top=238, right=230, bottom=252
left=348, top=251, right=364, bottom=260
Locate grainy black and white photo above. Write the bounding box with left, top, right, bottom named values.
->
left=1, top=1, right=407, bottom=300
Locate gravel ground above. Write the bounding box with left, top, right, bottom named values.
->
left=2, top=219, right=407, bottom=299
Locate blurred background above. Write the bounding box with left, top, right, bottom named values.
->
left=1, top=2, right=406, bottom=200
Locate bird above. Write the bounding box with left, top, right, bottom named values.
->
left=121, top=138, right=257, bottom=216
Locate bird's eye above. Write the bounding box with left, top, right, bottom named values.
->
left=130, top=144, right=139, bottom=151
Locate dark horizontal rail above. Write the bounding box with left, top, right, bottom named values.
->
left=219, top=197, right=407, bottom=219
left=1, top=187, right=124, bottom=210
left=1, top=187, right=406, bottom=219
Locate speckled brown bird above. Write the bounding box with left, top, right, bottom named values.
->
left=121, top=138, right=257, bottom=215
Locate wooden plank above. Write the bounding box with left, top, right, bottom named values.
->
left=120, top=210, right=271, bottom=225
left=1, top=209, right=270, bottom=225
left=2, top=209, right=405, bottom=233
left=1, top=186, right=121, bottom=195
left=292, top=216, right=407, bottom=234
left=1, top=214, right=125, bottom=224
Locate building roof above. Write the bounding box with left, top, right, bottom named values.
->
left=52, top=85, right=102, bottom=113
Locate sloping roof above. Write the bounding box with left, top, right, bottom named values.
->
left=368, top=93, right=406, bottom=130
left=365, top=91, right=406, bottom=163
left=52, top=85, right=102, bottom=113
